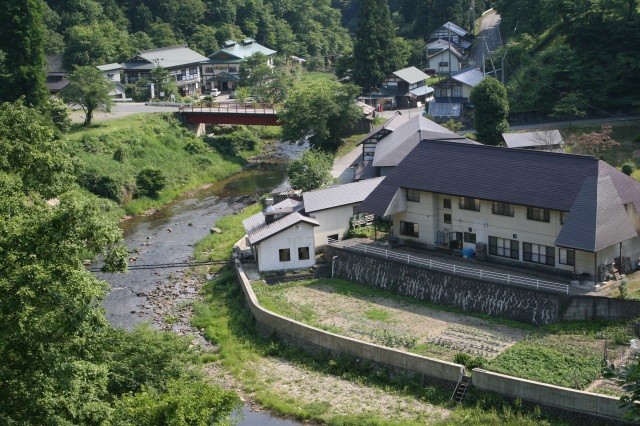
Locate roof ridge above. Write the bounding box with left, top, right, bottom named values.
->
left=426, top=139, right=598, bottom=160
left=138, top=44, right=189, bottom=54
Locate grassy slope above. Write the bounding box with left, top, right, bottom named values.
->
left=66, top=114, right=263, bottom=215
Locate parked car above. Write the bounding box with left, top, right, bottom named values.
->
left=210, top=88, right=221, bottom=96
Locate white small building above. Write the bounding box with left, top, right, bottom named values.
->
left=96, top=63, right=126, bottom=98
left=502, top=130, right=565, bottom=152
left=303, top=178, right=385, bottom=248
left=242, top=199, right=318, bottom=272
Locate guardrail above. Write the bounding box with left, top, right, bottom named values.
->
left=179, top=103, right=277, bottom=114
left=328, top=240, right=569, bottom=294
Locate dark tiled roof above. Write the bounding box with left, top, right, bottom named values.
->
left=358, top=141, right=640, bottom=251
left=555, top=176, right=637, bottom=252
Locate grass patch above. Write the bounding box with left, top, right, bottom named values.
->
left=365, top=307, right=393, bottom=322
left=487, top=320, right=632, bottom=389
left=66, top=114, right=267, bottom=216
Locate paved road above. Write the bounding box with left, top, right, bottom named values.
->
left=472, top=9, right=503, bottom=73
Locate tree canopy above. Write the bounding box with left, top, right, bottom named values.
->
left=62, top=66, right=114, bottom=126
left=287, top=149, right=334, bottom=191
left=0, top=0, right=49, bottom=107
left=469, top=77, right=510, bottom=145
left=280, top=75, right=361, bottom=152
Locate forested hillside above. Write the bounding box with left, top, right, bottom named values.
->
left=43, top=0, right=351, bottom=68
left=496, top=0, right=640, bottom=114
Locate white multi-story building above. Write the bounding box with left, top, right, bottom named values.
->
left=358, top=140, right=640, bottom=282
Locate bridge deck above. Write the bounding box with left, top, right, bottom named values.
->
left=179, top=103, right=280, bottom=126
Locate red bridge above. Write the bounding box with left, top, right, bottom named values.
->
left=179, top=103, right=280, bottom=127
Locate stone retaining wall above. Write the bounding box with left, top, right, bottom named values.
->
left=563, top=296, right=640, bottom=321
left=328, top=249, right=561, bottom=325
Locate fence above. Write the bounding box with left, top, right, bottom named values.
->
left=179, top=103, right=277, bottom=114
left=329, top=240, right=569, bottom=294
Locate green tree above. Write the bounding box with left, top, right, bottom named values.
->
left=136, top=167, right=166, bottom=198
left=469, top=77, right=510, bottom=145
left=353, top=0, right=404, bottom=90
left=62, top=66, right=114, bottom=126
left=0, top=100, right=74, bottom=198
left=287, top=149, right=334, bottom=191
left=280, top=75, right=362, bottom=152
left=45, top=96, right=72, bottom=133
left=64, top=21, right=132, bottom=67
left=550, top=92, right=587, bottom=123
left=0, top=0, right=49, bottom=107
left=150, top=66, right=178, bottom=100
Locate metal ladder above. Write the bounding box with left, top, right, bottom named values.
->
left=451, top=374, right=472, bottom=403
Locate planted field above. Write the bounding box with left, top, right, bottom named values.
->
left=253, top=278, right=633, bottom=392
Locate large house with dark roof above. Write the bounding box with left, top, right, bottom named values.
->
left=202, top=38, right=276, bottom=93
left=122, top=45, right=209, bottom=96
left=428, top=68, right=484, bottom=119
left=357, top=140, right=640, bottom=284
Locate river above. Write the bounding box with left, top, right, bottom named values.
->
left=100, top=157, right=305, bottom=424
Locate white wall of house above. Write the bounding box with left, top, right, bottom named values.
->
left=427, top=50, right=461, bottom=74
left=307, top=204, right=358, bottom=248
left=390, top=189, right=640, bottom=276
left=254, top=224, right=316, bottom=272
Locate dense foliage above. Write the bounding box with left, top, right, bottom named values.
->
left=469, top=77, right=509, bottom=145
left=287, top=149, right=335, bottom=191
left=280, top=74, right=361, bottom=152
left=43, top=0, right=351, bottom=68
left=495, top=0, right=640, bottom=113
left=0, top=99, right=241, bottom=425
left=0, top=0, right=49, bottom=107
left=61, top=65, right=114, bottom=126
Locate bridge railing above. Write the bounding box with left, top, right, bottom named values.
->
left=180, top=102, right=277, bottom=114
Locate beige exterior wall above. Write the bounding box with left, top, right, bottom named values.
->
left=391, top=189, right=640, bottom=276
left=308, top=204, right=358, bottom=248
left=254, top=223, right=316, bottom=271
left=427, top=50, right=461, bottom=74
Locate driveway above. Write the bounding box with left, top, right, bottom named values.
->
left=471, top=9, right=503, bottom=72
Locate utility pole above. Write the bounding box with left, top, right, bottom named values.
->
left=469, top=0, right=475, bottom=36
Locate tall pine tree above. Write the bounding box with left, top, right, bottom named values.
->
left=0, top=0, right=48, bottom=107
left=353, top=0, right=401, bottom=91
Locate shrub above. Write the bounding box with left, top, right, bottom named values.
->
left=208, top=127, right=260, bottom=154
left=454, top=352, right=471, bottom=366
left=184, top=139, right=209, bottom=155
left=619, top=279, right=629, bottom=299
left=113, top=146, right=127, bottom=162
left=622, top=163, right=636, bottom=176
left=79, top=168, right=133, bottom=203
left=136, top=168, right=166, bottom=198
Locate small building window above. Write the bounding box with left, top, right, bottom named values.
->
left=559, top=248, right=575, bottom=266
left=298, top=247, right=310, bottom=260
left=459, top=197, right=480, bottom=211
left=523, top=242, right=555, bottom=266
left=489, top=236, right=519, bottom=259
left=492, top=202, right=514, bottom=217
left=204, top=67, right=213, bottom=73
left=406, top=189, right=420, bottom=202
left=527, top=207, right=550, bottom=222
left=444, top=213, right=452, bottom=224
left=279, top=248, right=291, bottom=262
left=438, top=61, right=449, bottom=67
left=400, top=221, right=419, bottom=238
left=463, top=232, right=476, bottom=244
left=443, top=198, right=451, bottom=209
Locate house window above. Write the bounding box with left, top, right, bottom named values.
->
left=492, top=202, right=514, bottom=217
left=438, top=62, right=449, bottom=67
left=204, top=67, right=213, bottom=73
left=327, top=234, right=339, bottom=243
left=463, top=232, right=476, bottom=244
left=444, top=213, right=452, bottom=224
left=559, top=248, right=575, bottom=266
left=560, top=212, right=567, bottom=225
left=279, top=248, right=291, bottom=262
left=527, top=207, right=550, bottom=222
left=406, top=189, right=420, bottom=202
left=298, top=247, right=310, bottom=260
left=400, top=221, right=419, bottom=238
left=523, top=243, right=555, bottom=266
left=489, top=236, right=519, bottom=259
left=459, top=197, right=480, bottom=211
left=189, top=67, right=198, bottom=75
left=443, top=198, right=451, bottom=209
left=229, top=66, right=238, bottom=73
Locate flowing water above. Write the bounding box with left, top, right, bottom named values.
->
left=100, top=159, right=306, bottom=425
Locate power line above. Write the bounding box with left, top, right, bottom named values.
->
left=91, top=260, right=232, bottom=273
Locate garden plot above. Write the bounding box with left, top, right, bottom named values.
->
left=255, top=281, right=529, bottom=362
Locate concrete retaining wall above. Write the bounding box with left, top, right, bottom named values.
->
left=234, top=260, right=464, bottom=385
left=472, top=369, right=629, bottom=420
left=328, top=249, right=561, bottom=325
left=563, top=296, right=640, bottom=321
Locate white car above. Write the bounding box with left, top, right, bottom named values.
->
left=210, top=88, right=221, bottom=96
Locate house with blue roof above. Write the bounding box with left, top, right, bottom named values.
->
left=357, top=140, right=640, bottom=287
left=202, top=38, right=277, bottom=93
